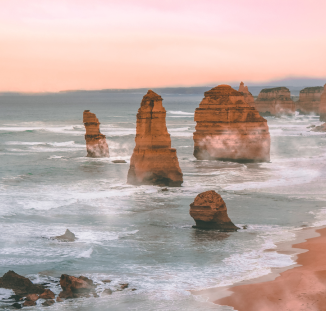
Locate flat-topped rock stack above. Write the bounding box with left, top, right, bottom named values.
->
left=296, top=86, right=324, bottom=115
left=319, top=84, right=326, bottom=121
left=127, top=90, right=183, bottom=186
left=83, top=110, right=109, bottom=157
left=193, top=85, right=270, bottom=162
left=238, top=82, right=255, bottom=107
left=255, top=87, right=295, bottom=116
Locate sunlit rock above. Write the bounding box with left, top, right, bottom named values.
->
left=83, top=110, right=109, bottom=158
left=193, top=85, right=270, bottom=162
left=127, top=90, right=183, bottom=186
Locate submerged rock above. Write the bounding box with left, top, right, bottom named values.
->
left=42, top=299, right=55, bottom=307
left=112, top=160, right=127, bottom=163
left=319, top=84, right=326, bottom=121
left=59, top=274, right=96, bottom=299
left=0, top=271, right=45, bottom=296
left=23, top=300, right=36, bottom=306
left=189, top=190, right=239, bottom=231
left=127, top=90, right=183, bottom=186
left=83, top=110, right=109, bottom=158
left=54, top=229, right=76, bottom=242
left=255, top=87, right=295, bottom=116
left=120, top=283, right=129, bottom=290
left=12, top=302, right=22, bottom=309
left=238, top=82, right=255, bottom=107
left=193, top=85, right=270, bottom=162
left=102, top=288, right=112, bottom=295
left=311, top=123, right=326, bottom=132
left=296, top=86, right=324, bottom=115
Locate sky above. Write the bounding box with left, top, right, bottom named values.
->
left=0, top=0, right=326, bottom=92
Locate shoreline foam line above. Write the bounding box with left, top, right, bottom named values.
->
left=191, top=225, right=325, bottom=309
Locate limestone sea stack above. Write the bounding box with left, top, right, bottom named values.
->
left=193, top=85, right=270, bottom=162
left=189, top=190, right=239, bottom=231
left=238, top=82, right=255, bottom=107
left=83, top=110, right=109, bottom=157
left=127, top=90, right=183, bottom=186
left=296, top=86, right=324, bottom=115
left=255, top=87, right=295, bottom=116
left=319, top=84, right=326, bottom=121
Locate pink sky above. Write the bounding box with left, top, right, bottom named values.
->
left=1, top=0, right=325, bottom=92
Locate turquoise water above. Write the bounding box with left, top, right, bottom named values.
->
left=1, top=92, right=326, bottom=310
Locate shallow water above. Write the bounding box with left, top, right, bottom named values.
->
left=1, top=92, right=326, bottom=310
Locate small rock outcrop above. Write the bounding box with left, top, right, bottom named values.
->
left=0, top=271, right=45, bottom=296
left=83, top=110, right=109, bottom=158
left=193, top=85, right=270, bottom=162
left=54, top=229, right=76, bottom=242
left=319, top=84, right=326, bottom=121
left=238, top=82, right=255, bottom=107
left=296, top=86, right=324, bottom=114
left=311, top=123, right=326, bottom=132
left=127, top=90, right=183, bottom=186
left=189, top=190, right=239, bottom=231
left=59, top=274, right=96, bottom=299
left=255, top=87, right=296, bottom=116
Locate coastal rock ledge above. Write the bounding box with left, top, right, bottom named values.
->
left=193, top=85, right=270, bottom=162
left=83, top=110, right=109, bottom=158
left=127, top=90, right=183, bottom=186
left=190, top=190, right=239, bottom=231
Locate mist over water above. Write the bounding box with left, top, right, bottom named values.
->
left=1, top=92, right=326, bottom=310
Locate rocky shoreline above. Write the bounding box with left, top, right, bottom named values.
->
left=0, top=271, right=135, bottom=309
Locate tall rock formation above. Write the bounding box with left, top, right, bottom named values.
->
left=83, top=110, right=109, bottom=158
left=193, top=85, right=270, bottom=162
left=319, top=84, right=326, bottom=121
left=255, top=87, right=295, bottom=116
left=127, top=90, right=183, bottom=186
left=189, top=190, right=239, bottom=231
left=238, top=82, right=255, bottom=107
left=296, top=86, right=324, bottom=115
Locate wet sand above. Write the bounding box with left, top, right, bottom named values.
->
left=217, top=226, right=326, bottom=310
left=192, top=226, right=326, bottom=310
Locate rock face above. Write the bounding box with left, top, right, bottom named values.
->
left=238, top=82, right=255, bottom=107
left=255, top=87, right=295, bottom=116
left=296, top=86, right=324, bottom=114
left=83, top=110, right=109, bottom=157
left=319, top=84, right=326, bottom=121
left=59, top=274, right=96, bottom=299
left=127, top=90, right=183, bottom=186
left=193, top=85, right=270, bottom=162
left=54, top=229, right=76, bottom=242
left=189, top=190, right=239, bottom=231
left=0, top=271, right=45, bottom=296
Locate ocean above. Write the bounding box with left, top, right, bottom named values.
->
left=1, top=91, right=326, bottom=310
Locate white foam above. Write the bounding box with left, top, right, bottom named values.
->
left=224, top=168, right=320, bottom=191
left=77, top=248, right=93, bottom=258
left=167, top=111, right=194, bottom=116
left=0, top=288, right=14, bottom=300
left=48, top=155, right=64, bottom=159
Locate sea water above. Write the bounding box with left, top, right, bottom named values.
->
left=1, top=92, right=326, bottom=310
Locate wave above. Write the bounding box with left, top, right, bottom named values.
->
left=167, top=111, right=194, bottom=116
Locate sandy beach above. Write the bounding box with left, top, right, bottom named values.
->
left=211, top=226, right=326, bottom=311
